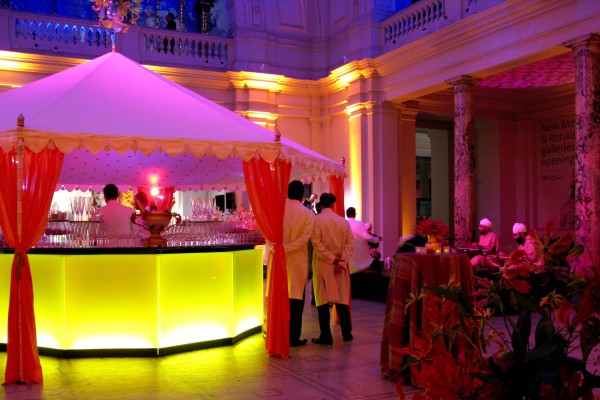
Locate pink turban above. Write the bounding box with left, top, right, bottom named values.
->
left=512, top=223, right=527, bottom=234
left=479, top=218, right=492, bottom=228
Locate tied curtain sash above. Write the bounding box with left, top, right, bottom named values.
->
left=243, top=157, right=291, bottom=359
left=0, top=146, right=64, bottom=384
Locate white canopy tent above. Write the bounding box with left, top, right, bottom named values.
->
left=0, top=51, right=344, bottom=191
left=0, top=51, right=344, bottom=383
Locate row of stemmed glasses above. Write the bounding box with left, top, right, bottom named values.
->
left=223, top=210, right=257, bottom=231
left=190, top=197, right=219, bottom=221
left=162, top=219, right=265, bottom=247
left=164, top=221, right=217, bottom=246
left=36, top=221, right=144, bottom=248
left=70, top=196, right=93, bottom=221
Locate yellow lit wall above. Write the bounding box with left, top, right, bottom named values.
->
left=0, top=249, right=263, bottom=353
left=347, top=109, right=364, bottom=215
left=159, top=252, right=234, bottom=347
left=65, top=255, right=158, bottom=349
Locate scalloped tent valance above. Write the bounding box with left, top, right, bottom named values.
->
left=0, top=52, right=344, bottom=192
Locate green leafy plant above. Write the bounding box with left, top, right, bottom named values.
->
left=397, top=226, right=599, bottom=399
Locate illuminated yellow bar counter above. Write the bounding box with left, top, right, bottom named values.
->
left=0, top=246, right=264, bottom=357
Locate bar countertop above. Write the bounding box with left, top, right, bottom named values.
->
left=0, top=244, right=259, bottom=255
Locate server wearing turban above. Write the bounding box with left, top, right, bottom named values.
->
left=512, top=222, right=544, bottom=266
left=470, top=217, right=500, bottom=268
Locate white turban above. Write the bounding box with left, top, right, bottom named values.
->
left=480, top=218, right=492, bottom=228
left=512, top=223, right=527, bottom=234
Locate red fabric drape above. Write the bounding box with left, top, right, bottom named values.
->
left=329, top=174, right=345, bottom=217
left=243, top=157, right=291, bottom=359
left=0, top=146, right=64, bottom=384
left=137, top=186, right=175, bottom=211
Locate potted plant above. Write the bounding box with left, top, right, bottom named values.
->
left=396, top=223, right=600, bottom=399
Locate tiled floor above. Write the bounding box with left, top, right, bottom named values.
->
left=0, top=291, right=414, bottom=400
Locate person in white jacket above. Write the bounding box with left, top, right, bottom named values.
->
left=311, top=193, right=354, bottom=345
left=346, top=207, right=380, bottom=273
left=283, top=180, right=315, bottom=347
left=97, top=183, right=135, bottom=236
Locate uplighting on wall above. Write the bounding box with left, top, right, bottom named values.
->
left=345, top=102, right=370, bottom=118
left=244, top=79, right=279, bottom=91
left=0, top=59, right=30, bottom=71
left=236, top=71, right=286, bottom=91
left=0, top=83, right=22, bottom=89
left=337, top=71, right=361, bottom=87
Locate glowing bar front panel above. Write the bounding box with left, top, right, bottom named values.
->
left=0, top=248, right=263, bottom=353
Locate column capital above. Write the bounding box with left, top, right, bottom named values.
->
left=563, top=33, right=600, bottom=53
left=345, top=99, right=397, bottom=118
left=397, top=100, right=420, bottom=120
left=400, top=100, right=420, bottom=111
left=345, top=101, right=373, bottom=118
left=445, top=75, right=481, bottom=88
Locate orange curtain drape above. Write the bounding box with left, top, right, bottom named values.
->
left=329, top=174, right=345, bottom=217
left=0, top=145, right=64, bottom=384
left=137, top=186, right=175, bottom=211
left=243, top=157, right=291, bottom=359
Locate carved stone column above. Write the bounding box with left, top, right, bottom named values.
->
left=565, top=34, right=600, bottom=270
left=447, top=76, right=479, bottom=246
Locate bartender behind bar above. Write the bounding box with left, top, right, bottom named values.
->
left=98, top=183, right=135, bottom=235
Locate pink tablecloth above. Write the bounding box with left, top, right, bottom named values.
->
left=380, top=253, right=474, bottom=382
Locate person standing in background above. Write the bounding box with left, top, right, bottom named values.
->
left=347, top=215, right=379, bottom=274
left=283, top=180, right=315, bottom=347
left=303, top=193, right=318, bottom=214
left=164, top=12, right=176, bottom=54
left=97, top=184, right=135, bottom=235
left=311, top=193, right=354, bottom=345
left=345, top=207, right=364, bottom=233
left=165, top=12, right=176, bottom=30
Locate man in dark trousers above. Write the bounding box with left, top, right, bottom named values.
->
left=310, top=193, right=354, bottom=344
left=283, top=180, right=315, bottom=346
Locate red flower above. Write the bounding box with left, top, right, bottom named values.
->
left=555, top=298, right=574, bottom=330
left=411, top=349, right=496, bottom=399
left=530, top=220, right=575, bottom=262
left=555, top=294, right=594, bottom=331
left=501, top=250, right=535, bottom=293
left=422, top=296, right=462, bottom=334
left=415, top=218, right=449, bottom=238
left=398, top=334, right=432, bottom=360
left=503, top=277, right=532, bottom=293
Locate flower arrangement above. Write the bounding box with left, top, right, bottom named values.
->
left=396, top=223, right=599, bottom=399
left=415, top=218, right=449, bottom=238
left=91, top=0, right=142, bottom=33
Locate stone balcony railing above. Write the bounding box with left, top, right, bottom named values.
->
left=380, top=0, right=504, bottom=51
left=0, top=2, right=508, bottom=75
left=0, top=9, right=233, bottom=70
